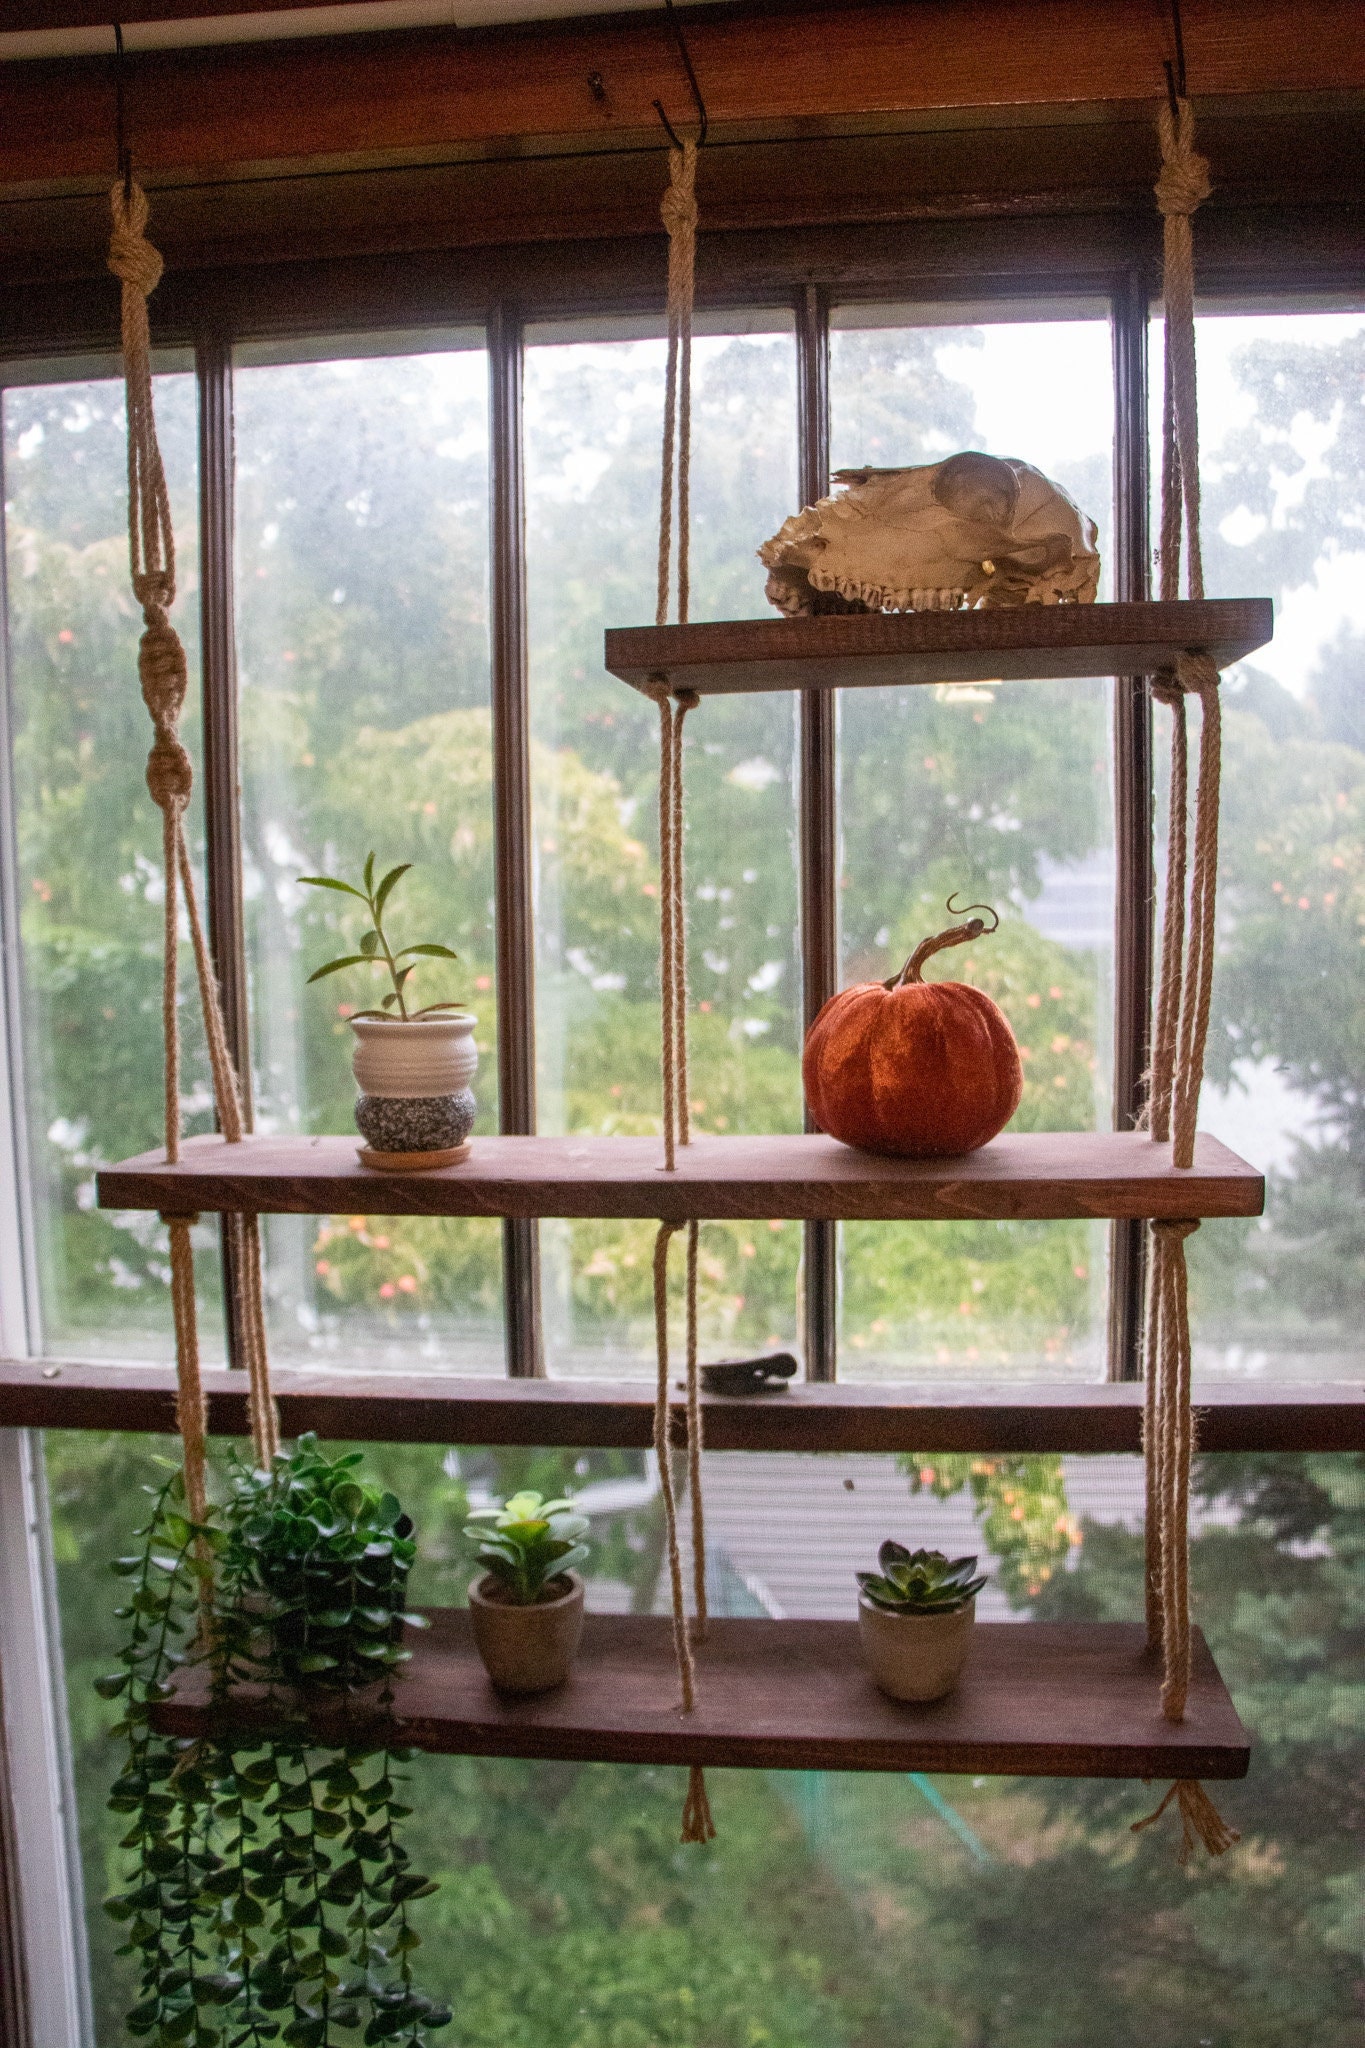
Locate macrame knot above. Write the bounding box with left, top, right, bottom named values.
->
left=1152, top=1217, right=1200, bottom=1246
left=660, top=150, right=698, bottom=239
left=673, top=686, right=700, bottom=712
left=644, top=673, right=674, bottom=706
left=1154, top=150, right=1211, bottom=219
left=139, top=618, right=190, bottom=727
left=1175, top=647, right=1220, bottom=698
left=146, top=731, right=194, bottom=811
left=1153, top=650, right=1219, bottom=707
left=107, top=183, right=165, bottom=298
left=1154, top=102, right=1211, bottom=219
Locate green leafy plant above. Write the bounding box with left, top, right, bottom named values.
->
left=464, top=1490, right=590, bottom=1605
left=301, top=854, right=462, bottom=1021
left=857, top=1542, right=986, bottom=1614
left=101, top=1451, right=451, bottom=2048
left=217, top=1435, right=423, bottom=1695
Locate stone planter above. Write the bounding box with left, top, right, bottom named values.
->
left=858, top=1595, right=975, bottom=1703
left=468, top=1572, right=585, bottom=1695
left=350, top=1013, right=477, bottom=1171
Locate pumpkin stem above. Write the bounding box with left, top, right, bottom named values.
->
left=889, top=897, right=1000, bottom=988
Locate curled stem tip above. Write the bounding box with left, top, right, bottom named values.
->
left=890, top=896, right=1001, bottom=987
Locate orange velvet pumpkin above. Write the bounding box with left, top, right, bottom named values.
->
left=803, top=907, right=1022, bottom=1158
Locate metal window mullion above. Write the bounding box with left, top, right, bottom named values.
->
left=1108, top=268, right=1155, bottom=1382
left=795, top=286, right=838, bottom=1382
left=488, top=303, right=543, bottom=1377
left=195, top=334, right=252, bottom=1374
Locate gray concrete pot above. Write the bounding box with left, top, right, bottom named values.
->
left=468, top=1571, right=585, bottom=1695
left=858, top=1595, right=975, bottom=1702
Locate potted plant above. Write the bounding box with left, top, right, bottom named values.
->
left=101, top=1445, right=452, bottom=2047
left=217, top=1432, right=423, bottom=1694
left=856, top=1542, right=986, bottom=1702
left=464, top=1489, right=590, bottom=1694
left=302, top=851, right=475, bottom=1170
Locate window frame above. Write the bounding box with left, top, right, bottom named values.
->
left=1, top=213, right=1363, bottom=1445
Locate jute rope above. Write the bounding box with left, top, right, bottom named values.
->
left=1134, top=96, right=1239, bottom=1859
left=109, top=180, right=279, bottom=1476
left=645, top=136, right=713, bottom=1843
left=656, top=141, right=697, bottom=635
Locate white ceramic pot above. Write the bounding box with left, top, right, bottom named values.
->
left=349, top=1014, right=477, bottom=1168
left=468, top=1572, right=585, bottom=1695
left=857, top=1595, right=975, bottom=1703
left=350, top=1013, right=478, bottom=1097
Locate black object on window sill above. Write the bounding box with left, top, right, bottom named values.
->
left=695, top=1354, right=800, bottom=1397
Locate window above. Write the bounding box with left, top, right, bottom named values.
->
left=2, top=209, right=1362, bottom=2048
left=525, top=315, right=801, bottom=1375
left=830, top=307, right=1116, bottom=1378
left=1159, top=312, right=1365, bottom=1384
left=233, top=336, right=504, bottom=1373
left=2, top=361, right=224, bottom=1364
left=5, top=300, right=1362, bottom=1390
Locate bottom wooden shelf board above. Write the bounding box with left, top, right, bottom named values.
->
left=154, top=1613, right=1249, bottom=1781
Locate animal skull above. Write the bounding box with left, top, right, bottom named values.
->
left=758, top=452, right=1101, bottom=615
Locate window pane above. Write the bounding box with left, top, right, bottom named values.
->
left=524, top=318, right=800, bottom=1376
left=1153, top=309, right=1365, bottom=1383
left=829, top=311, right=1116, bottom=1378
left=234, top=342, right=502, bottom=1372
left=2, top=366, right=224, bottom=1360
left=51, top=1428, right=1365, bottom=2040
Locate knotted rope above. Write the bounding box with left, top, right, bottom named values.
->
left=109, top=181, right=278, bottom=1479
left=645, top=137, right=712, bottom=1842
left=1136, top=97, right=1238, bottom=1860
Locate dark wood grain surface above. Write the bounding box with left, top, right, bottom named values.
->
left=5, top=0, right=1363, bottom=188
left=4, top=1360, right=1362, bottom=1453
left=152, top=1611, right=1250, bottom=1780
left=604, top=599, right=1274, bottom=695
left=95, top=1130, right=1265, bottom=1224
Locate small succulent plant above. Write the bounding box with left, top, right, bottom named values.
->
left=465, top=1490, right=590, bottom=1605
left=857, top=1542, right=986, bottom=1615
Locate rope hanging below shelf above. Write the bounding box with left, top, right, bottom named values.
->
left=1134, top=91, right=1240, bottom=1860
left=108, top=180, right=279, bottom=1483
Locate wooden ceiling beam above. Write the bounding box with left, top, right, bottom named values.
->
left=3, top=0, right=1363, bottom=191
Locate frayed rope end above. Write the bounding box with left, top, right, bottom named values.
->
left=1132, top=1779, right=1240, bottom=1864
left=680, top=1764, right=716, bottom=1844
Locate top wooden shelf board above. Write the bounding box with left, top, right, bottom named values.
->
left=603, top=599, right=1274, bottom=696
left=97, top=1130, right=1263, bottom=1225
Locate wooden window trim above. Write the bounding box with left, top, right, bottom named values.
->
left=5, top=1359, right=1364, bottom=1455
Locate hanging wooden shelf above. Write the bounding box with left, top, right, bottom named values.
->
left=97, top=1130, right=1263, bottom=1224
left=151, top=1612, right=1250, bottom=1781
left=603, top=598, right=1274, bottom=696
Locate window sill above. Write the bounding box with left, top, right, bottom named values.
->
left=2, top=1359, right=1361, bottom=1453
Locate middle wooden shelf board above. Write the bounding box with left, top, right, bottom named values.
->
left=97, top=1129, right=1265, bottom=1224
left=153, top=1612, right=1251, bottom=1782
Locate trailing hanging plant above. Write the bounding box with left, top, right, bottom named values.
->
left=100, top=1445, right=452, bottom=2048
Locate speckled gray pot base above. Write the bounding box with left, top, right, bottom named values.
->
left=354, top=1088, right=475, bottom=1154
